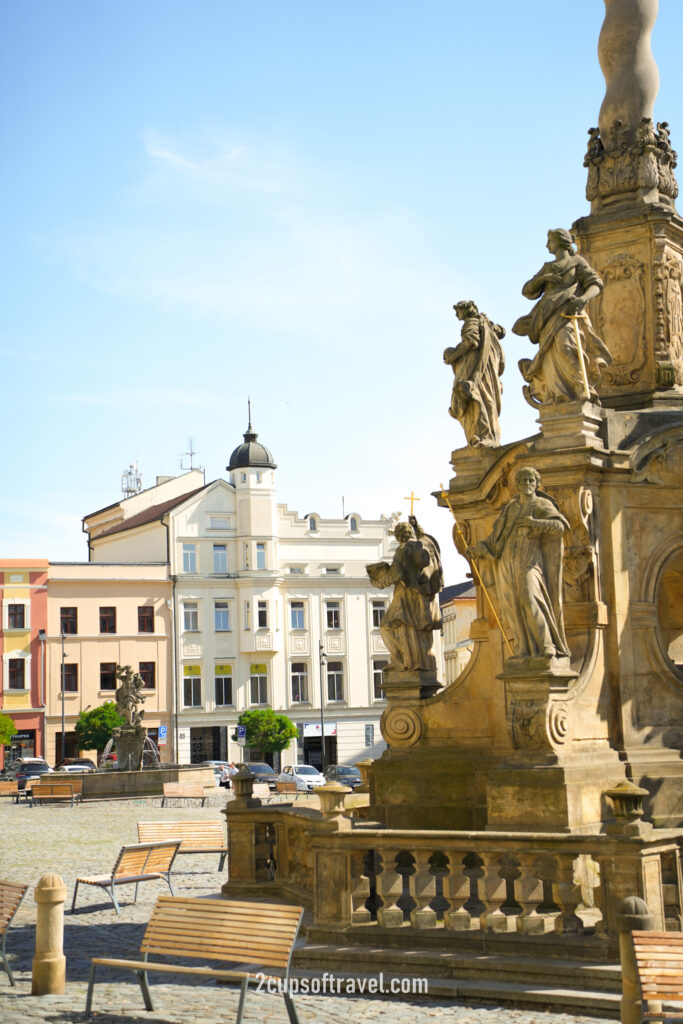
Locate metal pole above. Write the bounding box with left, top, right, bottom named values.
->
left=318, top=642, right=327, bottom=773
left=60, top=634, right=66, bottom=764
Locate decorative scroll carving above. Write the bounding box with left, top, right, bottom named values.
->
left=595, top=253, right=647, bottom=386
left=584, top=118, right=678, bottom=207
left=381, top=706, right=422, bottom=747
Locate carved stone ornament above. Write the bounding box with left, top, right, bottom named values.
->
left=595, top=253, right=647, bottom=386
left=633, top=428, right=683, bottom=486
left=584, top=119, right=678, bottom=206
left=380, top=705, right=422, bottom=747
left=556, top=485, right=596, bottom=604
left=507, top=693, right=569, bottom=753
left=654, top=251, right=683, bottom=386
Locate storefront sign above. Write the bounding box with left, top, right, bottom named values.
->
left=303, top=722, right=337, bottom=737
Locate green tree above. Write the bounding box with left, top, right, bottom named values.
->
left=232, top=709, right=297, bottom=755
left=74, top=702, right=125, bottom=754
left=0, top=711, right=17, bottom=747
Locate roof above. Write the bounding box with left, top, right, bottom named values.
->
left=227, top=421, right=276, bottom=471
left=90, top=486, right=206, bottom=540
left=440, top=580, right=476, bottom=605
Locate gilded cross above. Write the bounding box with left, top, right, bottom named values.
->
left=403, top=491, right=421, bottom=516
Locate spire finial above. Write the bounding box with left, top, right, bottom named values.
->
left=247, top=397, right=252, bottom=432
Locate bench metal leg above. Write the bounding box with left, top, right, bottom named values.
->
left=108, top=884, right=122, bottom=916
left=283, top=992, right=300, bottom=1024
left=71, top=881, right=80, bottom=912
left=218, top=852, right=227, bottom=872
left=136, top=968, right=154, bottom=1011
left=235, top=976, right=249, bottom=1024
left=165, top=874, right=176, bottom=897
left=1, top=933, right=15, bottom=986
left=85, top=962, right=97, bottom=1014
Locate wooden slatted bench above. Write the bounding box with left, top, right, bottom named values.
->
left=71, top=841, right=181, bottom=916
left=137, top=820, right=227, bottom=871
left=275, top=780, right=298, bottom=795
left=632, top=929, right=683, bottom=1023
left=31, top=779, right=83, bottom=806
left=161, top=782, right=207, bottom=807
left=0, top=781, right=19, bottom=801
left=85, top=896, right=304, bottom=1023
left=1, top=880, right=29, bottom=985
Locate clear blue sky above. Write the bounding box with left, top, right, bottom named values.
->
left=2, top=1, right=682, bottom=581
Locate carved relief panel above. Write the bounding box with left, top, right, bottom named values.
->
left=595, top=253, right=647, bottom=389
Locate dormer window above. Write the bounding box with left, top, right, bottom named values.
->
left=349, top=516, right=358, bottom=532
left=308, top=516, right=317, bottom=532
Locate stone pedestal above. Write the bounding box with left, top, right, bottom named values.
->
left=112, top=724, right=146, bottom=772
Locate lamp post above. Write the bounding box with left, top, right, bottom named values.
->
left=60, top=634, right=67, bottom=764
left=318, top=642, right=327, bottom=773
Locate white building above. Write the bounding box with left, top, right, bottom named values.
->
left=83, top=421, right=398, bottom=769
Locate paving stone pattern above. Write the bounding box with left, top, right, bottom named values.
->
left=0, top=794, right=606, bottom=1024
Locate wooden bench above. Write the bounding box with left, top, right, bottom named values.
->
left=85, top=895, right=304, bottom=1022
left=275, top=780, right=298, bottom=795
left=71, top=841, right=181, bottom=916
left=31, top=779, right=83, bottom=806
left=161, top=782, right=207, bottom=807
left=632, top=930, right=683, bottom=1023
left=137, top=821, right=227, bottom=871
left=1, top=880, right=28, bottom=986
left=0, top=781, right=19, bottom=801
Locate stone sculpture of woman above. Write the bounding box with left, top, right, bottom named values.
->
left=444, top=300, right=506, bottom=447
left=469, top=467, right=570, bottom=662
left=513, top=229, right=612, bottom=407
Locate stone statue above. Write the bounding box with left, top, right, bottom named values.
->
left=469, top=467, right=571, bottom=662
left=115, top=665, right=146, bottom=727
left=366, top=520, right=442, bottom=673
left=113, top=665, right=147, bottom=770
left=444, top=300, right=505, bottom=448
left=513, top=229, right=612, bottom=407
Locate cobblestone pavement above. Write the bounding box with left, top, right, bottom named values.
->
left=0, top=794, right=606, bottom=1024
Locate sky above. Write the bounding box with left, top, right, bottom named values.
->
left=2, top=1, right=683, bottom=582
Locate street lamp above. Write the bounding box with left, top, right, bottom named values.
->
left=318, top=642, right=327, bottom=773
left=60, top=634, right=68, bottom=764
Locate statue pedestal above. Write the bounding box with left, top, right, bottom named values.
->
left=112, top=724, right=146, bottom=772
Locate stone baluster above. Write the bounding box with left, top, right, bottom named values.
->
left=516, top=854, right=550, bottom=934
left=554, top=854, right=584, bottom=934
left=409, top=850, right=437, bottom=929
left=376, top=849, right=406, bottom=928
left=443, top=852, right=473, bottom=931
left=349, top=850, right=372, bottom=924
left=480, top=853, right=514, bottom=933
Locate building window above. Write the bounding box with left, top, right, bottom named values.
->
left=250, top=673, right=268, bottom=705
left=215, top=670, right=233, bottom=706
left=99, top=607, right=116, bottom=634
left=214, top=601, right=230, bottom=632
left=288, top=566, right=304, bottom=574
left=256, top=472, right=262, bottom=483
left=60, top=607, right=77, bottom=634
left=327, top=661, right=344, bottom=702
left=373, top=659, right=388, bottom=699
left=138, top=606, right=154, bottom=633
left=365, top=723, right=375, bottom=747
left=183, top=677, right=201, bottom=707
left=139, top=662, right=156, bottom=689
left=213, top=544, right=228, bottom=574
left=291, top=662, right=308, bottom=703
left=100, top=662, right=117, bottom=691
left=256, top=543, right=266, bottom=569
left=62, top=663, right=78, bottom=692
left=290, top=601, right=305, bottom=630
left=349, top=516, right=358, bottom=532
left=7, top=604, right=25, bottom=629
left=241, top=472, right=247, bottom=483
left=210, top=515, right=230, bottom=530
left=372, top=601, right=386, bottom=628
left=326, top=601, right=341, bottom=630
left=257, top=601, right=268, bottom=629
left=183, top=602, right=199, bottom=632
left=325, top=567, right=340, bottom=575
left=308, top=516, right=317, bottom=532
left=8, top=659, right=25, bottom=690
left=182, top=543, right=197, bottom=573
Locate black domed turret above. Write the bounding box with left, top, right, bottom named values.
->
left=227, top=418, right=277, bottom=472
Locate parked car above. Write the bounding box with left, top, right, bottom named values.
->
left=236, top=762, right=278, bottom=790
left=56, top=757, right=97, bottom=772
left=15, top=760, right=54, bottom=790
left=323, top=764, right=362, bottom=789
left=279, top=764, right=326, bottom=792
left=99, top=752, right=117, bottom=767
left=200, top=761, right=237, bottom=787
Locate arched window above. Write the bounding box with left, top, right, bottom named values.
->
left=349, top=516, right=358, bottom=532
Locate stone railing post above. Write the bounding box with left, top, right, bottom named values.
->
left=409, top=850, right=437, bottom=929
left=616, top=895, right=658, bottom=1024
left=376, top=849, right=405, bottom=927
left=317, top=782, right=352, bottom=831
left=480, top=853, right=514, bottom=933
left=443, top=853, right=473, bottom=931
left=32, top=873, right=66, bottom=995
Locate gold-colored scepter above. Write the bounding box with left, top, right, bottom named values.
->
left=439, top=484, right=514, bottom=656
left=561, top=311, right=591, bottom=400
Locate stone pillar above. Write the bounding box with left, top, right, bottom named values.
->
left=32, top=873, right=66, bottom=995
left=616, top=895, right=659, bottom=1024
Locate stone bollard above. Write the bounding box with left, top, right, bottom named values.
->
left=32, top=873, right=66, bottom=995
left=616, top=895, right=659, bottom=1024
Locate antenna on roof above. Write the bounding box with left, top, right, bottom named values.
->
left=180, top=438, right=202, bottom=472
left=121, top=462, right=143, bottom=499
left=247, top=396, right=252, bottom=430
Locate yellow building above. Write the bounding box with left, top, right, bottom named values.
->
left=46, top=563, right=173, bottom=765
left=439, top=581, right=477, bottom=685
